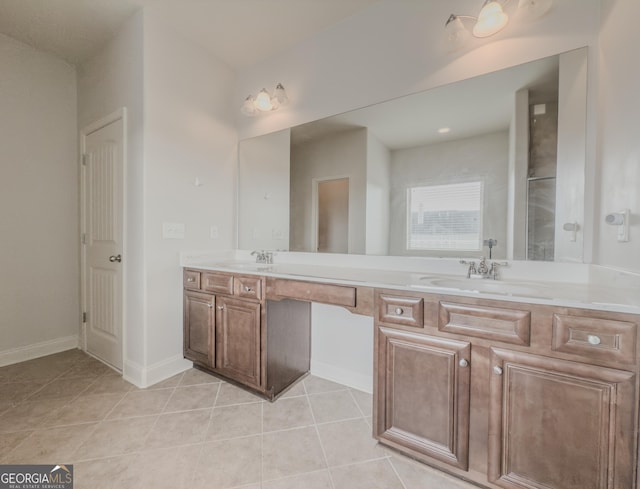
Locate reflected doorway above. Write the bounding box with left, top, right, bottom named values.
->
left=315, top=177, right=349, bottom=253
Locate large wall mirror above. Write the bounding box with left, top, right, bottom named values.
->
left=238, top=47, right=587, bottom=262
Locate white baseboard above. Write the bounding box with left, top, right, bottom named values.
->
left=0, top=335, right=80, bottom=367
left=310, top=359, right=373, bottom=394
left=123, top=355, right=193, bottom=389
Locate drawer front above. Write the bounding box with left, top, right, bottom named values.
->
left=201, top=272, right=234, bottom=295
left=183, top=270, right=201, bottom=290
left=377, top=294, right=424, bottom=328
left=552, top=314, right=637, bottom=364
left=234, top=276, right=263, bottom=301
left=439, top=302, right=530, bottom=345
left=270, top=280, right=356, bottom=307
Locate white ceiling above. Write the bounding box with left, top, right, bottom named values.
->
left=0, top=0, right=379, bottom=67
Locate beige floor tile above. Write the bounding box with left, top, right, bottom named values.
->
left=106, top=388, right=173, bottom=419
left=83, top=372, right=135, bottom=395
left=0, top=398, right=70, bottom=433
left=40, top=393, right=126, bottom=427
left=262, top=470, right=333, bottom=489
left=144, top=408, right=211, bottom=449
left=145, top=372, right=184, bottom=390
left=179, top=368, right=221, bottom=386
left=390, top=453, right=476, bottom=488
left=350, top=388, right=373, bottom=417
left=58, top=361, right=114, bottom=380
left=74, top=415, right=157, bottom=460
left=3, top=423, right=97, bottom=464
left=278, top=379, right=306, bottom=398
left=192, top=435, right=262, bottom=489
left=263, top=395, right=314, bottom=432
left=316, top=418, right=385, bottom=467
left=330, top=459, right=404, bottom=489
left=262, top=426, right=326, bottom=481
left=74, top=454, right=131, bottom=489
left=216, top=382, right=264, bottom=406
left=26, top=377, right=96, bottom=401
left=164, top=383, right=219, bottom=412
left=0, top=380, right=47, bottom=403
left=309, top=390, right=362, bottom=424
left=0, top=431, right=32, bottom=460
left=206, top=402, right=262, bottom=441
left=303, top=375, right=348, bottom=394
left=119, top=444, right=202, bottom=489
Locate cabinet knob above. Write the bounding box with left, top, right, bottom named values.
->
left=217, top=306, right=224, bottom=310
left=587, top=334, right=601, bottom=345
left=207, top=304, right=213, bottom=309
left=459, top=359, right=469, bottom=368
left=244, top=286, right=253, bottom=292
left=493, top=366, right=503, bottom=376
left=394, top=307, right=404, bottom=315
left=186, top=277, right=195, bottom=282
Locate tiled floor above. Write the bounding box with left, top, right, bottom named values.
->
left=0, top=350, right=477, bottom=489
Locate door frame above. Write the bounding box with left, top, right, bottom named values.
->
left=79, top=108, right=127, bottom=370
left=311, top=175, right=350, bottom=253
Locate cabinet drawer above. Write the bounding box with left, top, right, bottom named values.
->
left=183, top=270, right=201, bottom=290
left=234, top=276, right=263, bottom=301
left=439, top=302, right=530, bottom=345
left=201, top=272, right=234, bottom=295
left=270, top=280, right=356, bottom=307
left=377, top=294, right=424, bottom=328
left=552, top=314, right=637, bottom=364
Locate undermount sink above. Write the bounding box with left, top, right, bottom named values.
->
left=416, top=277, right=545, bottom=297
left=215, top=262, right=275, bottom=272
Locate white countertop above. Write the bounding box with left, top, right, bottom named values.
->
left=180, top=251, right=640, bottom=315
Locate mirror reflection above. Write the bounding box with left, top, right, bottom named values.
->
left=238, top=48, right=587, bottom=262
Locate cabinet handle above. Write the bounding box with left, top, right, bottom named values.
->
left=244, top=286, right=253, bottom=292
left=207, top=304, right=213, bottom=309
left=217, top=306, right=224, bottom=311
left=587, top=334, right=601, bottom=345
left=459, top=359, right=469, bottom=368
left=186, top=277, right=195, bottom=282
left=493, top=366, right=503, bottom=375
left=394, top=307, right=404, bottom=315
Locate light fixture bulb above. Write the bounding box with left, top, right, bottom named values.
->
left=473, top=1, right=509, bottom=38
left=254, top=88, right=273, bottom=112
left=272, top=83, right=288, bottom=108
left=241, top=95, right=257, bottom=116
left=444, top=15, right=471, bottom=49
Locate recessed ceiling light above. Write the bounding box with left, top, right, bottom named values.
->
left=438, top=127, right=451, bottom=134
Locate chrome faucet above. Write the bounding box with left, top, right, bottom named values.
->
left=250, top=250, right=273, bottom=264
left=460, top=257, right=508, bottom=280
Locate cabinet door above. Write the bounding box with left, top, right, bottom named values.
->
left=183, top=291, right=214, bottom=366
left=375, top=327, right=471, bottom=470
left=488, top=348, right=636, bottom=489
left=215, top=296, right=261, bottom=388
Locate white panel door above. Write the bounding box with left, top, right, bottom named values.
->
left=317, top=178, right=349, bottom=253
left=83, top=118, right=124, bottom=370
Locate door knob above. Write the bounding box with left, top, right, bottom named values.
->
left=109, top=254, right=122, bottom=263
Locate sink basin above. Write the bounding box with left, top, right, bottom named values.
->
left=214, top=262, right=275, bottom=272
left=417, top=278, right=544, bottom=297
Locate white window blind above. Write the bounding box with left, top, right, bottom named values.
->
left=407, top=181, right=482, bottom=251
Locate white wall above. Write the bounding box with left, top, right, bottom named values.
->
left=365, top=132, right=391, bottom=255
left=290, top=128, right=367, bottom=254
left=389, top=132, right=509, bottom=258
left=77, top=11, right=146, bottom=373
left=142, top=10, right=237, bottom=375
left=238, top=129, right=291, bottom=251
left=0, top=33, right=78, bottom=364
left=596, top=0, right=640, bottom=272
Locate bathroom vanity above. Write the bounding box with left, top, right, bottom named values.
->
left=182, top=259, right=640, bottom=489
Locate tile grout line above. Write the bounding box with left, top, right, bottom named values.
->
left=304, top=379, right=337, bottom=489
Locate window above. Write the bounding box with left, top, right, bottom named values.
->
left=407, top=181, right=482, bottom=251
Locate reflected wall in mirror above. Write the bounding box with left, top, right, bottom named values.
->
left=238, top=47, right=588, bottom=262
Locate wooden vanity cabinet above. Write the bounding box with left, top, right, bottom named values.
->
left=183, top=290, right=214, bottom=366
left=374, top=289, right=640, bottom=489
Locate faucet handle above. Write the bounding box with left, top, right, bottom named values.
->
left=489, top=261, right=509, bottom=279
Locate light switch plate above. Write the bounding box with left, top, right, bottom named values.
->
left=162, top=222, right=185, bottom=239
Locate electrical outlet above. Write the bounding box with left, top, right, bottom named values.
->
left=162, top=222, right=185, bottom=239
left=210, top=226, right=219, bottom=239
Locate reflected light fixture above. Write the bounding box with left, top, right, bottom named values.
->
left=445, top=0, right=552, bottom=47
left=241, top=83, right=289, bottom=116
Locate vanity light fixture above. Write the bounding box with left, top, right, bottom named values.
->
left=241, top=83, right=289, bottom=116
left=445, top=0, right=553, bottom=47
